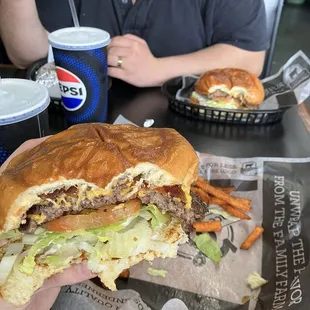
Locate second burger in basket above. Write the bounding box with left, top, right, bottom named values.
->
left=190, top=68, right=265, bottom=110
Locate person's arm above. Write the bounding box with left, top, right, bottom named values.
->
left=108, top=36, right=265, bottom=87
left=158, top=44, right=265, bottom=81
left=0, top=0, right=49, bottom=69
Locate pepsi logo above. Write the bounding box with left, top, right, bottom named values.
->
left=56, top=67, right=87, bottom=111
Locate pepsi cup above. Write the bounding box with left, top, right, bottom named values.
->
left=48, top=27, right=110, bottom=124
left=0, top=79, right=50, bottom=166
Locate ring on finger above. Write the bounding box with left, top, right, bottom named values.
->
left=117, top=56, right=123, bottom=68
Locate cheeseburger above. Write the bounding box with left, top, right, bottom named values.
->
left=191, top=68, right=265, bottom=110
left=0, top=124, right=207, bottom=306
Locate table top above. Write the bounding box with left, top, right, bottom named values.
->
left=1, top=64, right=309, bottom=159
left=49, top=80, right=310, bottom=159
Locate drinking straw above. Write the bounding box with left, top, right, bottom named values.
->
left=68, top=0, right=80, bottom=28
left=47, top=45, right=54, bottom=64
left=0, top=76, right=3, bottom=105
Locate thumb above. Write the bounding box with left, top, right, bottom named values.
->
left=42, top=263, right=96, bottom=290
left=0, top=137, right=50, bottom=175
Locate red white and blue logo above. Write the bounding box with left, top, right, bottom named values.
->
left=56, top=67, right=87, bottom=111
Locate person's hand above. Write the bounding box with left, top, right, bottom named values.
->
left=108, top=34, right=164, bottom=87
left=0, top=137, right=48, bottom=174
left=0, top=138, right=96, bottom=310
left=0, top=264, right=95, bottom=310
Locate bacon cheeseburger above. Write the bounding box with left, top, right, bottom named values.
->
left=0, top=124, right=207, bottom=306
left=191, top=68, right=265, bottom=110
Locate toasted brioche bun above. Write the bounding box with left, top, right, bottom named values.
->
left=195, top=68, right=265, bottom=105
left=0, top=124, right=198, bottom=233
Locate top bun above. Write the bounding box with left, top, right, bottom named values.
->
left=0, top=124, right=198, bottom=232
left=195, top=68, right=265, bottom=105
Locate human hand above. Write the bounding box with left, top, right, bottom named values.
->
left=0, top=138, right=96, bottom=309
left=0, top=264, right=95, bottom=310
left=0, top=137, right=49, bottom=175
left=108, top=34, right=164, bottom=87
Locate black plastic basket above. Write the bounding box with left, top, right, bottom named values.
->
left=162, top=77, right=289, bottom=125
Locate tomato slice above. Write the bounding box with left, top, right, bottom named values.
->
left=43, top=199, right=142, bottom=232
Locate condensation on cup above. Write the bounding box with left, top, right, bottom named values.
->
left=48, top=27, right=111, bottom=124
left=0, top=79, right=50, bottom=165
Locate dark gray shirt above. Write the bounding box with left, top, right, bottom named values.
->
left=36, top=0, right=269, bottom=58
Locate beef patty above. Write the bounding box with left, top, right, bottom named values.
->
left=140, top=191, right=207, bottom=231
left=20, top=184, right=208, bottom=233
left=20, top=180, right=135, bottom=233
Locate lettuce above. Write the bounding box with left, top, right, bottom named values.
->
left=42, top=245, right=81, bottom=268
left=191, top=91, right=239, bottom=109
left=195, top=233, right=222, bottom=264
left=35, top=218, right=172, bottom=274
left=0, top=230, right=22, bottom=241
left=87, top=242, right=107, bottom=273
left=208, top=205, right=239, bottom=221
left=19, top=233, right=64, bottom=274
left=102, top=220, right=152, bottom=258
left=247, top=272, right=268, bottom=290
left=18, top=205, right=173, bottom=275
left=139, top=210, right=153, bottom=221
left=87, top=220, right=152, bottom=273
left=142, top=204, right=170, bottom=227
left=87, top=218, right=135, bottom=235
left=0, top=243, right=24, bottom=285
left=19, top=229, right=118, bottom=274
left=147, top=267, right=168, bottom=278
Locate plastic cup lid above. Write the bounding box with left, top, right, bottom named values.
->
left=49, top=27, right=111, bottom=51
left=0, top=79, right=50, bottom=126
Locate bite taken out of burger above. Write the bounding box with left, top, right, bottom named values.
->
left=0, top=124, right=208, bottom=307
left=190, top=68, right=265, bottom=110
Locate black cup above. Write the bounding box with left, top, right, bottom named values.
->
left=0, top=79, right=50, bottom=166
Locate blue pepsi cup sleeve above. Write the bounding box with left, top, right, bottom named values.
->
left=53, top=47, right=108, bottom=124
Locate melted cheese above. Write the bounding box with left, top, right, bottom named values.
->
left=28, top=214, right=46, bottom=224
left=120, top=188, right=133, bottom=196
left=86, top=189, right=112, bottom=200
left=182, top=185, right=192, bottom=209
left=138, top=190, right=147, bottom=198
left=55, top=196, right=71, bottom=208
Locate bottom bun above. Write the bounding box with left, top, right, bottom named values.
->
left=0, top=261, right=79, bottom=307
left=1, top=220, right=187, bottom=307
left=1, top=252, right=160, bottom=307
